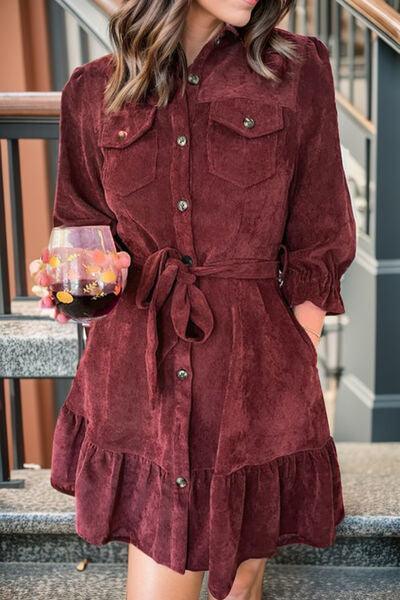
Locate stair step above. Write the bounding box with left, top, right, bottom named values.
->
left=1, top=531, right=399, bottom=568
left=0, top=562, right=126, bottom=600
left=0, top=298, right=79, bottom=378
left=262, top=565, right=400, bottom=599
left=0, top=318, right=79, bottom=378
left=0, top=562, right=399, bottom=600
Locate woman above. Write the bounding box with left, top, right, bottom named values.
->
left=47, top=0, right=357, bottom=599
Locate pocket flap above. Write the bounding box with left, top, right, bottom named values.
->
left=99, top=104, right=157, bottom=148
left=209, top=98, right=283, bottom=138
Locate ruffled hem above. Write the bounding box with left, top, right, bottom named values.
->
left=50, top=403, right=345, bottom=600
left=281, top=266, right=346, bottom=316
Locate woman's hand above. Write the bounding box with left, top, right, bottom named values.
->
left=292, top=300, right=325, bottom=350
left=29, top=254, right=71, bottom=324
left=30, top=268, right=73, bottom=324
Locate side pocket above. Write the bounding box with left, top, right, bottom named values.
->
left=274, top=280, right=318, bottom=365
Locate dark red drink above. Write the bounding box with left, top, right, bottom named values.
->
left=51, top=279, right=121, bottom=320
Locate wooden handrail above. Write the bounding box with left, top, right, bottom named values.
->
left=343, top=0, right=400, bottom=45
left=0, top=88, right=374, bottom=136
left=335, top=90, right=376, bottom=136
left=0, top=92, right=61, bottom=117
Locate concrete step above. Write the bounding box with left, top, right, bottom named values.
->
left=0, top=562, right=399, bottom=600
left=2, top=530, right=399, bottom=568
left=0, top=296, right=82, bottom=378
left=0, top=561, right=125, bottom=600
left=0, top=297, right=79, bottom=378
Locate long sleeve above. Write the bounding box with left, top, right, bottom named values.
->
left=280, top=36, right=357, bottom=316
left=52, top=65, right=124, bottom=251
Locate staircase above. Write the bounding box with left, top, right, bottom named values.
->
left=1, top=443, right=400, bottom=599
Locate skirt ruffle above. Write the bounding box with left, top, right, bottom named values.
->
left=50, top=402, right=345, bottom=600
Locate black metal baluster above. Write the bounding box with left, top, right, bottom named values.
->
left=6, top=139, right=26, bottom=473
left=8, top=138, right=27, bottom=297
left=9, top=379, right=25, bottom=470
left=0, top=144, right=11, bottom=315
left=0, top=379, right=24, bottom=488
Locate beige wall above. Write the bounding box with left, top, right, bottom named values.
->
left=1, top=0, right=56, bottom=469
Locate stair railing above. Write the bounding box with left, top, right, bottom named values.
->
left=0, top=93, right=88, bottom=487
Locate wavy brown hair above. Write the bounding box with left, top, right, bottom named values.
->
left=104, top=0, right=298, bottom=113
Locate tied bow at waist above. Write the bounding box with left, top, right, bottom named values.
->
left=134, top=245, right=287, bottom=408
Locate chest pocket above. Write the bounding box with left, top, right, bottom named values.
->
left=206, top=98, right=284, bottom=189
left=99, top=105, right=158, bottom=197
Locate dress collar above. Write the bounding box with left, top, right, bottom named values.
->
left=216, top=22, right=241, bottom=43
left=221, top=22, right=240, bottom=37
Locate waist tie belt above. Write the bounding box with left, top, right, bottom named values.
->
left=134, top=245, right=288, bottom=408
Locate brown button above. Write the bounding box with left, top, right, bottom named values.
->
left=176, top=476, right=188, bottom=488
left=177, top=199, right=188, bottom=212
left=188, top=73, right=200, bottom=85
left=243, top=117, right=255, bottom=129
left=177, top=135, right=187, bottom=146
left=117, top=130, right=127, bottom=140
left=176, top=369, right=188, bottom=380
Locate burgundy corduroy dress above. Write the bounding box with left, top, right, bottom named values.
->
left=50, top=23, right=357, bottom=600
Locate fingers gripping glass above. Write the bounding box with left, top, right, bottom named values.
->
left=29, top=225, right=131, bottom=327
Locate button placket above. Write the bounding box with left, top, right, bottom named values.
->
left=169, top=343, right=192, bottom=570
left=167, top=24, right=242, bottom=573
left=167, top=33, right=225, bottom=568
left=167, top=85, right=197, bottom=570
left=170, top=92, right=196, bottom=261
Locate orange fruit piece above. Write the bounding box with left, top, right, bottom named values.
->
left=56, top=290, right=74, bottom=304
left=100, top=270, right=117, bottom=283
left=49, top=255, right=61, bottom=268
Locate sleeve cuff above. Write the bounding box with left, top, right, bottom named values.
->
left=281, top=266, right=346, bottom=316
